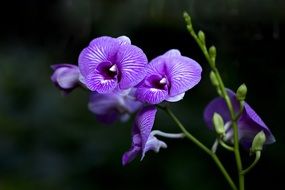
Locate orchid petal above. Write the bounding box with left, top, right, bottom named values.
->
left=141, top=135, right=167, bottom=160
left=117, top=36, right=131, bottom=45
left=116, top=44, right=148, bottom=89
left=88, top=92, right=119, bottom=115
left=238, top=103, right=276, bottom=147
left=122, top=106, right=157, bottom=165
left=86, top=72, right=117, bottom=93
left=51, top=64, right=80, bottom=92
left=166, top=92, right=185, bottom=102
left=166, top=56, right=202, bottom=96
left=163, top=49, right=181, bottom=57
left=136, top=106, right=157, bottom=150
left=136, top=87, right=168, bottom=104
left=122, top=134, right=141, bottom=165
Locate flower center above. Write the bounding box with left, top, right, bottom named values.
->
left=146, top=75, right=168, bottom=90
left=97, top=62, right=118, bottom=80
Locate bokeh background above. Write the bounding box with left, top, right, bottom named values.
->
left=0, top=0, right=285, bottom=189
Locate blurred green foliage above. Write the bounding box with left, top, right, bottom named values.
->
left=0, top=0, right=284, bottom=189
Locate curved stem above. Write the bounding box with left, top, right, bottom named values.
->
left=241, top=151, right=261, bottom=175
left=219, top=138, right=234, bottom=152
left=164, top=107, right=238, bottom=190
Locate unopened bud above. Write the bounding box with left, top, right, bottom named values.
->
left=212, top=113, right=225, bottom=136
left=251, top=131, right=266, bottom=153
left=236, top=83, right=247, bottom=101
left=183, top=12, right=191, bottom=23
left=198, top=31, right=205, bottom=44
left=187, top=25, right=193, bottom=32
left=210, top=71, right=219, bottom=87
left=209, top=46, right=217, bottom=60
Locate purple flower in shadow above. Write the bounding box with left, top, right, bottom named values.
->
left=122, top=105, right=167, bottom=165
left=79, top=36, right=148, bottom=93
left=88, top=88, right=142, bottom=124
left=135, top=49, right=202, bottom=104
left=51, top=64, right=82, bottom=94
left=204, top=89, right=275, bottom=149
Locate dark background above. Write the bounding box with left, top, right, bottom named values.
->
left=0, top=0, right=284, bottom=189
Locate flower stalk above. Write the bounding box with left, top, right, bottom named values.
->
left=161, top=106, right=238, bottom=190
left=241, top=151, right=261, bottom=175
left=183, top=11, right=244, bottom=190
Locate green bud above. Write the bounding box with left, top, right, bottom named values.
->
left=209, top=46, right=216, bottom=60
left=198, top=31, right=205, bottom=44
left=212, top=113, right=225, bottom=136
left=183, top=12, right=191, bottom=22
left=187, top=25, right=193, bottom=32
left=209, top=71, right=219, bottom=87
left=217, top=88, right=222, bottom=97
left=236, top=83, right=247, bottom=101
left=251, top=131, right=266, bottom=153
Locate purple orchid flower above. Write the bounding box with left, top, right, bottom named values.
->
left=51, top=64, right=82, bottom=94
left=122, top=105, right=167, bottom=165
left=204, top=89, right=275, bottom=149
left=135, top=49, right=202, bottom=104
left=88, top=88, right=142, bottom=124
left=78, top=36, right=148, bottom=94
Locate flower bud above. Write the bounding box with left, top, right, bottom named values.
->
left=183, top=12, right=191, bottom=23
left=209, top=46, right=216, bottom=60
left=212, top=113, right=225, bottom=136
left=51, top=64, right=80, bottom=93
left=236, top=83, right=247, bottom=101
left=209, top=71, right=219, bottom=87
left=183, top=12, right=193, bottom=31
left=251, top=131, right=266, bottom=153
left=198, top=31, right=205, bottom=44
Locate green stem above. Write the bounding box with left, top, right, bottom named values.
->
left=241, top=151, right=261, bottom=175
left=219, top=138, right=234, bottom=152
left=213, top=69, right=245, bottom=190
left=164, top=107, right=238, bottom=190
left=184, top=12, right=244, bottom=190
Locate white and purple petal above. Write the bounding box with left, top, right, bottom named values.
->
left=165, top=56, right=202, bottom=96
left=122, top=105, right=158, bottom=165
left=165, top=92, right=185, bottom=102
left=122, top=134, right=141, bottom=165
left=86, top=69, right=118, bottom=93
left=79, top=36, right=120, bottom=78
left=142, top=134, right=167, bottom=159
left=116, top=36, right=131, bottom=45
left=136, top=87, right=168, bottom=104
left=162, top=49, right=181, bottom=58
left=116, top=44, right=148, bottom=89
